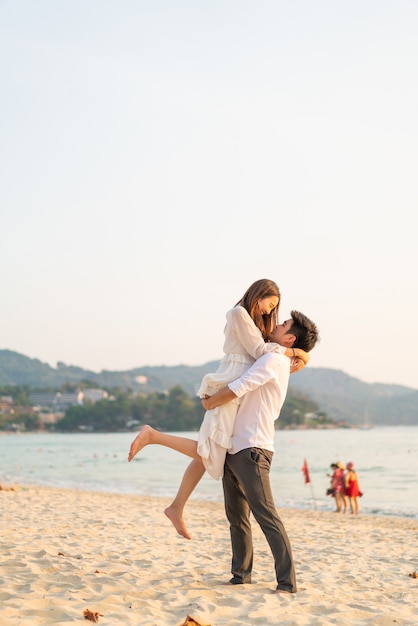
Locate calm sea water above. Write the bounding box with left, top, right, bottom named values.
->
left=1, top=427, right=416, bottom=519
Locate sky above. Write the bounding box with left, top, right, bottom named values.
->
left=1, top=1, right=417, bottom=390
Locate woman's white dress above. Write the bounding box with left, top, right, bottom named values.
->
left=196, top=306, right=285, bottom=479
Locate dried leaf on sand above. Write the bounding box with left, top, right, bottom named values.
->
left=83, top=608, right=104, bottom=622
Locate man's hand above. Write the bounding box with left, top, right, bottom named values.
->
left=201, top=394, right=212, bottom=410
left=201, top=387, right=237, bottom=410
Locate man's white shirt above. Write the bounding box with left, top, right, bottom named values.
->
left=228, top=352, right=291, bottom=455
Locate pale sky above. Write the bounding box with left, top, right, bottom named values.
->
left=1, top=1, right=417, bottom=390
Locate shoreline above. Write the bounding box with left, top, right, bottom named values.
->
left=2, top=479, right=417, bottom=522
left=1, top=485, right=417, bottom=625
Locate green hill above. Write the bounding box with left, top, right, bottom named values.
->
left=0, top=349, right=417, bottom=425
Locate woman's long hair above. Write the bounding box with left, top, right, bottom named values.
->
left=236, top=278, right=280, bottom=339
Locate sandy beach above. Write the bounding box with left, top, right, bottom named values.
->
left=1, top=485, right=417, bottom=626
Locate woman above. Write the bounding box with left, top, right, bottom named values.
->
left=128, top=279, right=310, bottom=539
left=331, top=462, right=348, bottom=513
left=345, top=462, right=362, bottom=514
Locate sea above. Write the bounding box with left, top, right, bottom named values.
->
left=1, top=426, right=417, bottom=519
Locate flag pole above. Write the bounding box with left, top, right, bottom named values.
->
left=309, top=479, right=317, bottom=511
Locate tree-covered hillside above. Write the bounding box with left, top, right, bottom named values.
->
left=1, top=350, right=417, bottom=425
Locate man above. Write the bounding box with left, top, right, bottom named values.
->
left=201, top=310, right=319, bottom=593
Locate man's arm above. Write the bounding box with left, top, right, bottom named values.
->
left=201, top=387, right=237, bottom=411
left=201, top=352, right=283, bottom=411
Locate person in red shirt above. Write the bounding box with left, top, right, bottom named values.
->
left=345, top=462, right=362, bottom=514
left=330, top=462, right=348, bottom=513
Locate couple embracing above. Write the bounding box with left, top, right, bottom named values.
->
left=128, top=278, right=319, bottom=594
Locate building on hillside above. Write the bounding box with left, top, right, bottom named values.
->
left=38, top=412, right=62, bottom=426
left=0, top=397, right=14, bottom=413
left=55, top=392, right=84, bottom=411
left=29, top=393, right=57, bottom=409
left=29, top=389, right=109, bottom=412
left=29, top=391, right=83, bottom=411
left=82, top=389, right=109, bottom=403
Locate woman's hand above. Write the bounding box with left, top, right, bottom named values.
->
left=285, top=347, right=309, bottom=373
left=290, top=357, right=306, bottom=374
left=294, top=348, right=310, bottom=365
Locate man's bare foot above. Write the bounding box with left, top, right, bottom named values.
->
left=164, top=505, right=191, bottom=540
left=127, top=425, right=155, bottom=461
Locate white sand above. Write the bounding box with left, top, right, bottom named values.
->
left=0, top=485, right=417, bottom=625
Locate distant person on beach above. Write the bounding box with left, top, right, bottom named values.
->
left=326, top=463, right=338, bottom=502
left=329, top=462, right=347, bottom=513
left=345, top=462, right=362, bottom=514
left=128, top=279, right=310, bottom=539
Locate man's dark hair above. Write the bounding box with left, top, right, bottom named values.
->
left=289, top=310, right=320, bottom=352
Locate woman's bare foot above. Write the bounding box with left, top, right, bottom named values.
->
left=127, top=425, right=155, bottom=461
left=164, top=505, right=191, bottom=540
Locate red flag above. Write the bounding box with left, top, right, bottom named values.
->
left=302, top=458, right=310, bottom=484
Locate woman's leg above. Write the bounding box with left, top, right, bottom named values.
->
left=128, top=425, right=208, bottom=539
left=127, top=425, right=200, bottom=462
left=128, top=426, right=206, bottom=539
left=164, top=458, right=206, bottom=540
left=335, top=492, right=342, bottom=512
